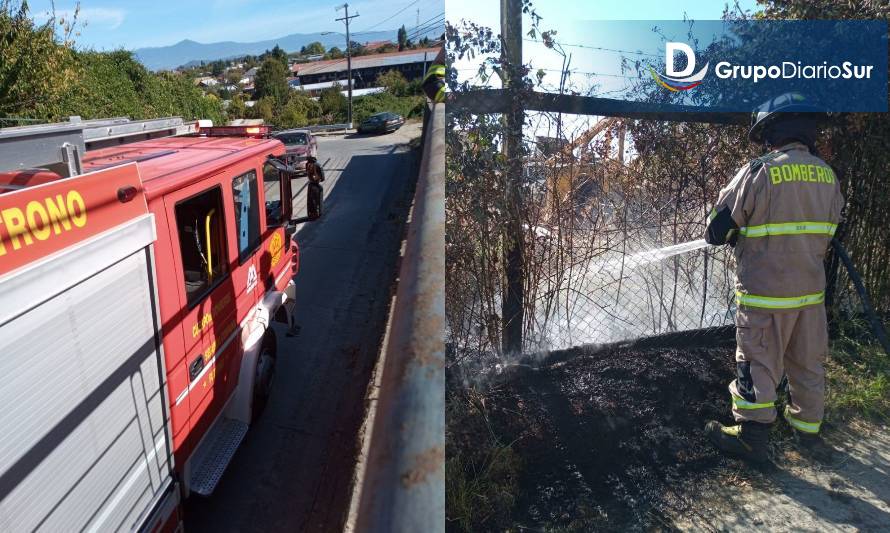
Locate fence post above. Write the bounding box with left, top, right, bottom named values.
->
left=501, top=0, right=525, bottom=354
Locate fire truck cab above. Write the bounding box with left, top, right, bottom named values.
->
left=0, top=119, right=321, bottom=531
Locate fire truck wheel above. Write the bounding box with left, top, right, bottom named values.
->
left=252, top=333, right=277, bottom=422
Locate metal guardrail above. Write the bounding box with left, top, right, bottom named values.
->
left=307, top=123, right=351, bottom=134
left=354, top=103, right=445, bottom=532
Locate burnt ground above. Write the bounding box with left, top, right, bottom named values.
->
left=449, top=333, right=740, bottom=531
left=448, top=328, right=890, bottom=532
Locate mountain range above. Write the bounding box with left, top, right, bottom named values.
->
left=134, top=28, right=441, bottom=71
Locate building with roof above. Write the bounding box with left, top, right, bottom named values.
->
left=290, top=46, right=442, bottom=90
left=194, top=76, right=219, bottom=87
left=363, top=40, right=394, bottom=52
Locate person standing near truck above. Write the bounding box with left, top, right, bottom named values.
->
left=703, top=93, right=844, bottom=463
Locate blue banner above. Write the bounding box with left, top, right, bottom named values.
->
left=572, top=20, right=888, bottom=112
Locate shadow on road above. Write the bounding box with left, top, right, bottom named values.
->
left=344, top=130, right=400, bottom=140
left=184, top=146, right=419, bottom=532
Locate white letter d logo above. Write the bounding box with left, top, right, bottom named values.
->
left=666, top=42, right=696, bottom=77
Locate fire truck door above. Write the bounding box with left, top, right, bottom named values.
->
left=165, top=181, right=238, bottom=440
left=260, top=160, right=293, bottom=293
left=229, top=168, right=264, bottom=380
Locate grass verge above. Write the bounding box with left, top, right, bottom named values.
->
left=445, top=386, right=522, bottom=533
left=826, top=317, right=890, bottom=422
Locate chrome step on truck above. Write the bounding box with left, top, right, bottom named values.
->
left=188, top=418, right=249, bottom=496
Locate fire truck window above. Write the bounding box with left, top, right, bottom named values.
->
left=263, top=162, right=285, bottom=226
left=174, top=186, right=229, bottom=306
left=232, top=170, right=261, bottom=262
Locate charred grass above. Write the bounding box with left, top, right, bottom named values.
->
left=446, top=323, right=890, bottom=532
left=446, top=335, right=739, bottom=532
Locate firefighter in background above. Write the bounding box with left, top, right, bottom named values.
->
left=704, top=93, right=844, bottom=463
left=422, top=47, right=445, bottom=103
left=304, top=155, right=324, bottom=221
left=306, top=155, right=325, bottom=184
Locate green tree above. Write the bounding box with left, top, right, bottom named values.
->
left=290, top=92, right=322, bottom=120
left=250, top=97, right=275, bottom=123
left=318, top=84, right=347, bottom=121
left=228, top=94, right=247, bottom=119
left=302, top=41, right=326, bottom=56
left=269, top=44, right=287, bottom=67
left=397, top=25, right=407, bottom=51
left=349, top=41, right=367, bottom=57
left=210, top=60, right=225, bottom=77
left=225, top=69, right=243, bottom=86
left=327, top=46, right=344, bottom=59
left=376, top=69, right=408, bottom=97
left=0, top=1, right=77, bottom=119
left=277, top=100, right=307, bottom=128
left=52, top=51, right=224, bottom=124
left=274, top=93, right=319, bottom=128
left=254, top=57, right=289, bottom=101
left=352, top=91, right=424, bottom=125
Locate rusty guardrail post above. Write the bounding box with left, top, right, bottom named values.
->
left=354, top=104, right=445, bottom=532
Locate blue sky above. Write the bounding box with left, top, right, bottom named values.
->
left=445, top=0, right=761, bottom=138
left=28, top=0, right=444, bottom=50
left=448, top=0, right=760, bottom=94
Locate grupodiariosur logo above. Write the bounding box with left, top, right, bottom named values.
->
left=650, top=42, right=709, bottom=91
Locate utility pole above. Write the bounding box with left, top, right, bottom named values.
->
left=335, top=3, right=359, bottom=128
left=501, top=0, right=524, bottom=354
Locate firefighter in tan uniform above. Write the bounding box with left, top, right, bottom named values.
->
left=704, top=93, right=844, bottom=463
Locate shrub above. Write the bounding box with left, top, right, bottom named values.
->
left=351, top=92, right=424, bottom=124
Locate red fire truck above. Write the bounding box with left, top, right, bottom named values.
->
left=0, top=118, right=322, bottom=531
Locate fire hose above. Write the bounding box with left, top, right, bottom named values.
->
left=831, top=238, right=890, bottom=357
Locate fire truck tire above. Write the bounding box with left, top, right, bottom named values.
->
left=251, top=332, right=277, bottom=422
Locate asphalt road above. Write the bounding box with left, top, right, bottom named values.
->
left=185, top=123, right=422, bottom=532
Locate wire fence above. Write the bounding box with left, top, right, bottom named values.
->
left=447, top=86, right=888, bottom=361
left=524, top=233, right=736, bottom=350
left=446, top=98, right=747, bottom=356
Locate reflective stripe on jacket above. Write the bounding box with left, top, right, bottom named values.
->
left=706, top=142, right=845, bottom=311
left=422, top=63, right=446, bottom=103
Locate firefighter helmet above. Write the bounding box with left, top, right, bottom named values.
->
left=748, top=92, right=824, bottom=144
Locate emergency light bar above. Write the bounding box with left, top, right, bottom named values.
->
left=197, top=126, right=271, bottom=138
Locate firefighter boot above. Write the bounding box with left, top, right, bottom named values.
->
left=705, top=420, right=771, bottom=463
left=793, top=430, right=835, bottom=464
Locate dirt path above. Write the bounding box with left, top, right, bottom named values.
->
left=671, top=420, right=890, bottom=532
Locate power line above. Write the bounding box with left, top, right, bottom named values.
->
left=404, top=12, right=444, bottom=41
left=524, top=38, right=661, bottom=58
left=405, top=11, right=444, bottom=37
left=540, top=68, right=642, bottom=80
left=406, top=22, right=443, bottom=43
left=353, top=0, right=421, bottom=35
left=456, top=66, right=642, bottom=80
left=410, top=11, right=445, bottom=29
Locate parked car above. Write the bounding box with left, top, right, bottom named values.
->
left=273, top=129, right=318, bottom=173
left=357, top=112, right=405, bottom=134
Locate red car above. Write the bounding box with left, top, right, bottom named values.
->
left=274, top=129, right=318, bottom=174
